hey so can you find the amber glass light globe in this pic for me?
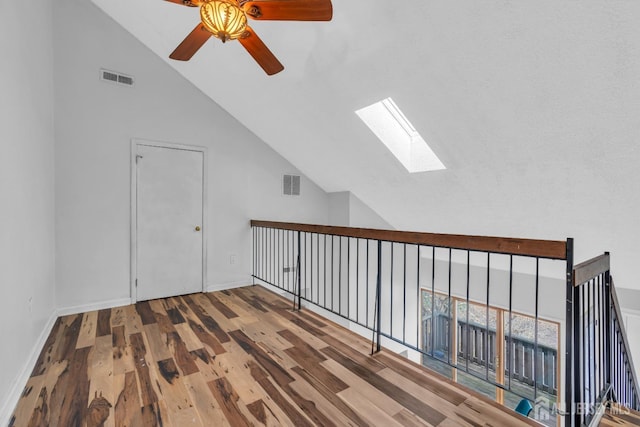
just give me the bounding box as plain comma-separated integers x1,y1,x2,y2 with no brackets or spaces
200,0,248,42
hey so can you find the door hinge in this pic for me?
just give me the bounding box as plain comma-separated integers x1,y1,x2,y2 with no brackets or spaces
135,279,138,287
135,155,143,164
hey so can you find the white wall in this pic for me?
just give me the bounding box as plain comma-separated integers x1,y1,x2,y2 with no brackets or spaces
0,0,57,419
328,191,393,229
349,192,393,229
53,0,329,310
328,191,350,226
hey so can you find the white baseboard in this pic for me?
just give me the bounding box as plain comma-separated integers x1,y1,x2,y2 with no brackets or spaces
206,280,250,293
57,297,132,316
0,309,58,427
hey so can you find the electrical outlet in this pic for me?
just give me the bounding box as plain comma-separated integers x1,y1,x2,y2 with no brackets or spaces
230,254,237,265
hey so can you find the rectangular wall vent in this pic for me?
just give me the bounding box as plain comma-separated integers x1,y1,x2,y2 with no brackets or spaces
283,174,301,196
100,69,135,87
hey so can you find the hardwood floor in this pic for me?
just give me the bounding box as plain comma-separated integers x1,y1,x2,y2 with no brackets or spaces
10,285,540,426
599,403,640,426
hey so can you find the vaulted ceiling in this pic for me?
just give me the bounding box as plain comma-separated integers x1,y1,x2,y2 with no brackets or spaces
92,0,640,258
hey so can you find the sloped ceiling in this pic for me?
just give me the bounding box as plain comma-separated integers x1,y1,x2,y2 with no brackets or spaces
91,0,640,266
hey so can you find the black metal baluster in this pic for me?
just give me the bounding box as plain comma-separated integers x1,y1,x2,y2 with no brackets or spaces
565,238,575,427
348,237,351,320
448,248,452,366
389,243,394,337
403,243,407,343
338,236,342,315
356,238,360,324
534,257,540,400
324,234,327,308
507,255,513,391
431,247,435,358
331,235,335,312
466,250,471,374
485,252,490,382
367,239,370,328
417,245,421,350
373,240,382,353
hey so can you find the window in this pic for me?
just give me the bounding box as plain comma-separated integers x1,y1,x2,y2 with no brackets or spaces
356,98,445,173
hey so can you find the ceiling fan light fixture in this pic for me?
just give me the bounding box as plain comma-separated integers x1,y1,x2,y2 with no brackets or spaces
200,0,248,42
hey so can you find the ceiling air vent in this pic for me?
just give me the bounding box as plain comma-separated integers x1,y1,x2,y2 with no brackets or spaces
283,174,301,196
100,69,134,87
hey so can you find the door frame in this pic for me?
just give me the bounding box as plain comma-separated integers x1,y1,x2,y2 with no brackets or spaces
130,138,208,303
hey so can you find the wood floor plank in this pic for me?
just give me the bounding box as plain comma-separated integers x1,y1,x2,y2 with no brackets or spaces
109,306,126,328
284,346,348,393
129,332,162,425
289,370,358,427
182,373,230,427
96,308,112,337
291,366,368,427
121,304,144,337
245,399,284,427
148,300,179,335
246,361,315,427
166,330,199,376
143,323,173,362
183,295,230,343
374,352,468,406
19,361,68,427
111,325,135,376
322,358,405,416
31,318,64,376
322,346,447,426
76,311,98,349
54,314,83,362
135,301,157,326
10,375,45,427
87,335,115,427
207,377,253,426
173,322,204,352
191,292,247,333
155,359,204,427
186,318,226,355
57,346,91,427
114,371,143,427
393,408,433,427
229,329,295,388
215,340,270,404
205,293,239,319
337,387,407,427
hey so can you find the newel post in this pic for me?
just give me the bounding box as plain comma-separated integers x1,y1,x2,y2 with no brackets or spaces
564,238,575,426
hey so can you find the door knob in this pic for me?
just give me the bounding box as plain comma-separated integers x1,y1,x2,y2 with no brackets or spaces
195,226,201,231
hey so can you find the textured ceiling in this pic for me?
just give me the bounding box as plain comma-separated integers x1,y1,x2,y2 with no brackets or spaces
91,0,640,245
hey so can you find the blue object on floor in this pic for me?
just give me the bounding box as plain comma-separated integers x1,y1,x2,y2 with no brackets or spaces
515,399,533,417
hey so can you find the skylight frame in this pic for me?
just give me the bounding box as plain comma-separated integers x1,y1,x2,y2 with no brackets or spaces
356,97,445,173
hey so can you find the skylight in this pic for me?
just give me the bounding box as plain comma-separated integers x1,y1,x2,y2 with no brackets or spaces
356,98,445,173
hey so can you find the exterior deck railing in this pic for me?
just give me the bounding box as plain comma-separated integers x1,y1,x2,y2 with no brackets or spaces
250,220,639,426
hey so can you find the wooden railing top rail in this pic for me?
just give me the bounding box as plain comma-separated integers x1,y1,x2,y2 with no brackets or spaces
250,220,568,260
610,277,640,399
573,253,610,286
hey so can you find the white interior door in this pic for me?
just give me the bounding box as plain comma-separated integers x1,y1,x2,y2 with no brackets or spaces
135,143,205,301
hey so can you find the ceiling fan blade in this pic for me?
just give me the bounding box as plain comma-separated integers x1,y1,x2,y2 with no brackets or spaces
169,24,212,61
242,0,332,21
238,27,284,75
164,0,200,7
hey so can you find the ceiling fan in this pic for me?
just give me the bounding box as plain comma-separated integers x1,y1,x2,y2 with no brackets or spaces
166,0,333,75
